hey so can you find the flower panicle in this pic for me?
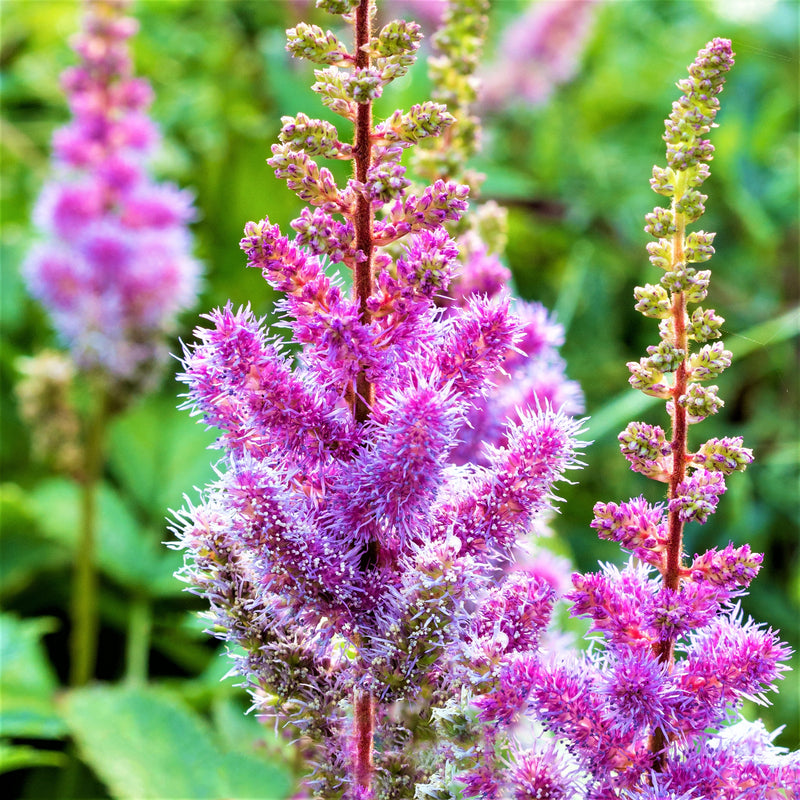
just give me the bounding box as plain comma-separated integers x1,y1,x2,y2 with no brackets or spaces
23,0,200,391
481,37,794,800
175,2,586,797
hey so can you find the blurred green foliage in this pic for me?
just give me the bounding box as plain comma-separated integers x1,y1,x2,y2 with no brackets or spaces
1,1,797,797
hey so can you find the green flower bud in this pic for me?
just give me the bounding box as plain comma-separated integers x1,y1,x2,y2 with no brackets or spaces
687,162,711,187
689,342,732,380
674,187,707,223
634,284,672,318
645,341,685,372
371,19,423,57
286,22,350,65
646,239,672,270
344,67,383,104
312,67,356,120
627,359,671,398
685,230,715,262
316,0,359,16
279,113,352,159
688,307,724,341
377,102,455,146
678,383,724,422
650,165,676,197
269,143,344,210
661,265,696,293
644,206,676,237
684,269,711,303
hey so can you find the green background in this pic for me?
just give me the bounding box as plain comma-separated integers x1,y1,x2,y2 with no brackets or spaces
1,1,797,797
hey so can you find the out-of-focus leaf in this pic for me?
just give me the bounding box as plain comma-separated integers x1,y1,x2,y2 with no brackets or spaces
62,685,292,800
0,483,69,598
107,394,217,521
29,477,180,597
0,743,66,774
211,696,293,767
0,614,65,739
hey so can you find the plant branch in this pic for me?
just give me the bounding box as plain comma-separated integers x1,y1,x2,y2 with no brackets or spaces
70,384,107,687
352,0,375,423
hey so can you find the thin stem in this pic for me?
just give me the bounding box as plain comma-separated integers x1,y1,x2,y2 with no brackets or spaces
352,0,374,423
124,594,152,687
350,3,377,792
353,689,375,798
651,173,690,763
69,385,107,687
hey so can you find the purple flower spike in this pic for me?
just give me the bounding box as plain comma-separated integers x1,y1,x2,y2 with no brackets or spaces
24,0,200,385
173,4,589,793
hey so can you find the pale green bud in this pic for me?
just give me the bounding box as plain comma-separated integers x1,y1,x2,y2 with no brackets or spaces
689,342,732,380
634,284,672,318
645,206,677,237
678,383,724,422
286,22,350,65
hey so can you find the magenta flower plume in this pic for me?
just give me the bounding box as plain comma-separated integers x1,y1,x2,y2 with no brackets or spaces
480,0,600,110
173,2,585,797
23,0,200,386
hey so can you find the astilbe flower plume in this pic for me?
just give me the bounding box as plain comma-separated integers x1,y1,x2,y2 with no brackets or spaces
23,0,200,390
173,1,585,797
473,38,799,798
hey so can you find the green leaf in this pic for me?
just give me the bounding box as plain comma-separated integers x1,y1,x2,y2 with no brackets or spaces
62,685,292,800
0,742,66,774
0,483,69,598
0,614,66,739
107,394,217,521
29,477,181,598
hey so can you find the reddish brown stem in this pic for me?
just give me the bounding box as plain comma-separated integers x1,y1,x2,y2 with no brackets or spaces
651,208,690,763
353,689,375,797
350,3,377,792
660,291,689,648
352,0,374,424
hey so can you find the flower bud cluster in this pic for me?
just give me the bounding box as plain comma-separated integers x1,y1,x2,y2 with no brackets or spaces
23,0,199,390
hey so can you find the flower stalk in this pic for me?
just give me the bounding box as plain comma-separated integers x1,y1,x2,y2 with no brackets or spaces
352,0,375,421
70,384,107,686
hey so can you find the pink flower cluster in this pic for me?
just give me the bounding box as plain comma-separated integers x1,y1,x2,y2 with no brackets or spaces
481,0,600,110
24,0,200,383
467,38,798,799
173,1,586,795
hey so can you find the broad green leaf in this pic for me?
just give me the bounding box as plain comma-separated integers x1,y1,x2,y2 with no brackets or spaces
107,394,217,521
0,483,69,598
29,477,181,597
0,614,66,738
0,742,66,774
62,685,292,800
211,696,295,772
